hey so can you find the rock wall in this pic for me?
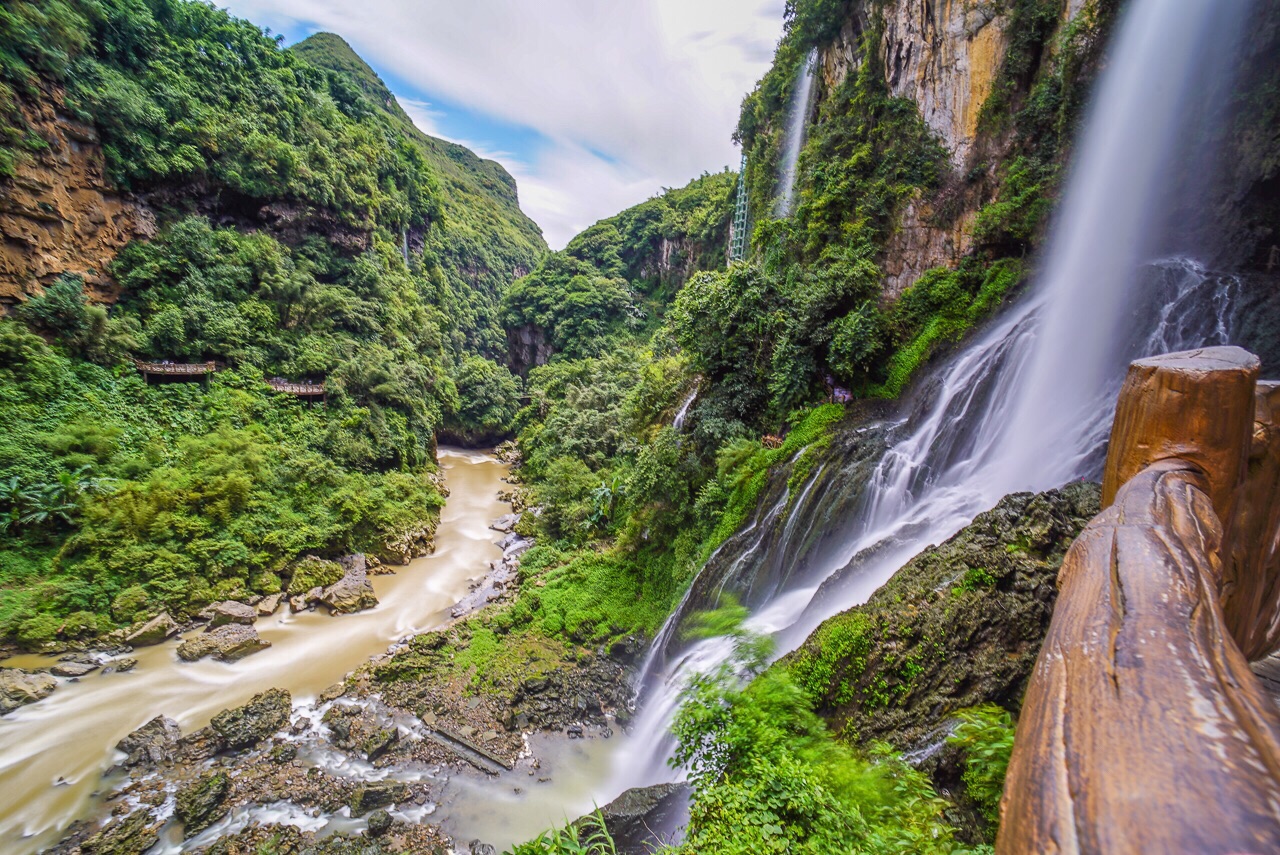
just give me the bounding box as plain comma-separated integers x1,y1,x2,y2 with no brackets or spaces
817,0,1096,300
0,90,154,307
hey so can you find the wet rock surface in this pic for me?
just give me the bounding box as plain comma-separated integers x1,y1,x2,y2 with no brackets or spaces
319,554,379,614
785,482,1100,750
116,716,181,768
0,668,58,714
576,783,690,854
211,688,291,750
124,611,179,647
176,770,231,836
208,601,257,628
177,624,271,662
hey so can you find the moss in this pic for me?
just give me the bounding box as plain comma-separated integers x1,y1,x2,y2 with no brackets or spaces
286,556,344,595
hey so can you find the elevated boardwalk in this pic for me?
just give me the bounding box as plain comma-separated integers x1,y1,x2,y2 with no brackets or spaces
134,359,217,377
267,378,326,401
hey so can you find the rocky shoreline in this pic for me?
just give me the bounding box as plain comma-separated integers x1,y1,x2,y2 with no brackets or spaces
34,481,645,855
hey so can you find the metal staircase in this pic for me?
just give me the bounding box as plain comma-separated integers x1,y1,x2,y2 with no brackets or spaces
728,153,749,263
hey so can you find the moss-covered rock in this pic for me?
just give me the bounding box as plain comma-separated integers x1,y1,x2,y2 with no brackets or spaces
286,556,344,595
781,481,1100,749
80,809,161,855
210,688,291,750
175,770,230,836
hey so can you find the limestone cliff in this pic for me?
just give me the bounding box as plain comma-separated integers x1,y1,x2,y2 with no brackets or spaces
0,89,154,306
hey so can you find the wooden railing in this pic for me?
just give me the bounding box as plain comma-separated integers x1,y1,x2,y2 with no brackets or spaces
998,347,1280,853
266,379,326,397
133,359,217,376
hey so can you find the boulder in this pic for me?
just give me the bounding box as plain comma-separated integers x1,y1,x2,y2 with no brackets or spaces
80,808,161,855
208,601,256,628
0,668,58,715
575,783,690,854
112,658,138,673
125,612,179,647
175,770,230,836
491,513,519,533
116,716,181,767
366,808,393,837
176,624,270,662
210,688,291,749
257,593,283,617
320,555,378,615
348,780,408,816
50,660,99,678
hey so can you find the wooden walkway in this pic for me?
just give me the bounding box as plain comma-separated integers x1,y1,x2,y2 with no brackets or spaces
267,379,326,400
134,359,216,377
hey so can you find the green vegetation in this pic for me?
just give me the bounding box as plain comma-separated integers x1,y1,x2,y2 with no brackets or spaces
502,172,736,365
663,625,985,854
0,319,444,644
0,0,545,646
948,705,1017,825
506,811,617,855
291,32,547,357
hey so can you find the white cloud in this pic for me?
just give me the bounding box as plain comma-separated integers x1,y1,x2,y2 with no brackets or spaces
220,0,785,248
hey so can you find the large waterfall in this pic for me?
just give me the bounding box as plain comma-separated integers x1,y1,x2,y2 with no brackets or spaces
608,0,1254,807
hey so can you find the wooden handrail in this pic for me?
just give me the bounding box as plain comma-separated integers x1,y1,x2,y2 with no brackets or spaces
266,379,325,396
999,347,1280,853
133,359,216,376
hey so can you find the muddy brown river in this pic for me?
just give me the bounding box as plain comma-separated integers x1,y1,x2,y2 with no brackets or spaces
0,449,629,854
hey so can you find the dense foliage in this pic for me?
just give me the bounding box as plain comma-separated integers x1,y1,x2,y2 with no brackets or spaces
664,620,983,854
501,172,736,365
0,319,443,644
0,0,540,646
291,32,547,357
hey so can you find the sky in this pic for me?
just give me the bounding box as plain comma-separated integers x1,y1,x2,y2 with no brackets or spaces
219,0,787,249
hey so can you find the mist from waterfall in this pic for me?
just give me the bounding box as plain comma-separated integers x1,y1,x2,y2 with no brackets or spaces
774,48,818,218
606,0,1256,805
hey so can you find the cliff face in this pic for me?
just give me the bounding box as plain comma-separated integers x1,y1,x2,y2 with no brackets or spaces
760,0,1113,301
0,91,154,306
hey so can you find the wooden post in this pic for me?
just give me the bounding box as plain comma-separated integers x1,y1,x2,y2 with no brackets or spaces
999,347,1280,854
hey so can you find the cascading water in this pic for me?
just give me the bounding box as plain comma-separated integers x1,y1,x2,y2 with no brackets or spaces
774,48,818,218
607,0,1255,812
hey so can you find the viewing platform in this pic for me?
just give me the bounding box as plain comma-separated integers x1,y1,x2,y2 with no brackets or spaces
267,378,326,402
134,360,217,382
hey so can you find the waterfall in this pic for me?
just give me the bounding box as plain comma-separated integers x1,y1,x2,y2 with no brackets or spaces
607,0,1254,809
774,49,818,218
672,389,697,432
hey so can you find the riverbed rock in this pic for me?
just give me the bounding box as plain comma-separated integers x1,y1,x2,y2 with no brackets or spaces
104,657,137,674
50,660,99,678
320,555,379,614
575,783,690,854
209,600,257,628
176,770,231,836
257,593,283,616
116,715,181,767
0,668,57,714
210,688,291,750
177,624,270,662
366,808,392,837
286,555,344,595
491,513,519,533
125,611,179,647
348,780,408,816
80,808,161,855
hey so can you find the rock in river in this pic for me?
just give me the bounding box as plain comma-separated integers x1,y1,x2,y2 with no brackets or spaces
50,660,99,678
208,600,257,628
320,554,379,614
210,688,291,749
0,668,57,715
177,624,270,662
125,611,179,646
116,715,181,768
